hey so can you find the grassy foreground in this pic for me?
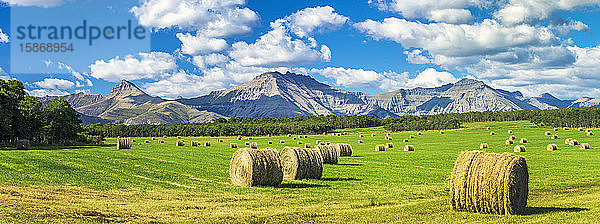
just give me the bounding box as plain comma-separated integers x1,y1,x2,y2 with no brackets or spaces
1,121,599,223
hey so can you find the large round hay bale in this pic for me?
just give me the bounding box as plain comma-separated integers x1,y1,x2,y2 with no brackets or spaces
293,137,297,140
230,148,283,187
480,143,488,149
505,140,513,145
386,142,394,149
375,145,385,151
250,142,258,149
547,144,558,151
335,143,353,156
449,151,528,215
16,139,31,150
326,142,331,145
404,145,414,151
519,138,527,144
514,145,526,152
230,143,238,148
117,137,132,149
569,139,579,146
580,143,590,149
304,135,308,138
280,147,323,180
314,145,339,164
177,136,182,139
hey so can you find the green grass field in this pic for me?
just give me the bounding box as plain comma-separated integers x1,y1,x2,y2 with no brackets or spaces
1,121,599,223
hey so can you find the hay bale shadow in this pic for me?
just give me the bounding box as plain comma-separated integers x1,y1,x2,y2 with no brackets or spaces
522,207,588,215
320,177,362,181
336,163,362,166
276,183,330,188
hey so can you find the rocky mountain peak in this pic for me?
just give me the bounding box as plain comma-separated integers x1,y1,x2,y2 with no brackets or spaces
453,78,485,87
107,80,148,98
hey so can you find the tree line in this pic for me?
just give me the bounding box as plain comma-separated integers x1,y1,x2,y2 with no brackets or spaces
1,79,83,145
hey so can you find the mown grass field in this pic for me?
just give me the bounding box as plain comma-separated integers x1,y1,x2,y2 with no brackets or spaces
1,121,599,223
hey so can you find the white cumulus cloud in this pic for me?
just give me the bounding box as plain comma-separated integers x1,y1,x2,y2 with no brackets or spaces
131,0,259,37
0,28,8,43
369,0,479,24
27,89,70,97
495,0,600,25
177,33,228,55
281,6,349,38
33,78,75,89
90,52,177,82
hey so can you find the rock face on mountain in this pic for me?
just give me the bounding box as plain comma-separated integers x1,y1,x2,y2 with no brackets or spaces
45,80,225,125
178,71,395,118
44,71,600,124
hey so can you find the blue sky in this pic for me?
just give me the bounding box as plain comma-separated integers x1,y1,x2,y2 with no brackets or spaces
1,0,600,99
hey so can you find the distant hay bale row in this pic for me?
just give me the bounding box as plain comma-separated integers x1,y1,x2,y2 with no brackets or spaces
480,143,488,149
230,148,283,187
547,144,558,151
404,145,414,151
280,147,323,180
375,145,385,151
117,137,132,149
315,145,339,164
16,139,30,150
514,145,526,152
449,151,529,215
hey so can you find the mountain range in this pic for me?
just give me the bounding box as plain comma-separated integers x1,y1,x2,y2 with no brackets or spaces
40,71,600,125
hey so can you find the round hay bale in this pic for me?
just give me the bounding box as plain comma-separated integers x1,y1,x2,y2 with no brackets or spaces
229,148,283,187
287,134,292,137
580,143,590,149
315,140,321,145
293,137,297,140
16,139,31,150
280,147,323,180
375,145,385,151
237,136,242,140
388,137,393,141
386,133,390,136
218,139,224,143
547,144,558,151
326,142,331,145
177,136,182,139
578,128,584,131
175,140,184,146
417,132,422,135
569,139,579,146
314,145,339,164
480,143,488,149
554,128,559,131
163,136,167,138
138,143,143,145
358,140,363,143
403,139,409,142
117,137,132,149
230,143,238,148
490,132,495,135
304,135,308,138
305,143,312,148
245,142,250,146
268,141,273,145
563,127,569,130
297,141,303,145
486,127,491,130
152,137,156,140
508,130,513,134
514,145,526,152
505,140,513,145
449,151,528,215
280,140,285,144
191,141,199,146
204,142,211,147
545,131,551,136
509,136,516,140
247,137,253,140
386,142,394,149
132,139,136,142
385,136,389,140
409,135,415,139
335,143,353,156
359,134,364,138
371,134,376,137
565,138,573,145
587,132,593,136
440,131,444,134
158,139,165,143
336,133,341,136
519,138,527,144
403,145,414,151
298,135,303,139
551,134,558,139
250,142,258,149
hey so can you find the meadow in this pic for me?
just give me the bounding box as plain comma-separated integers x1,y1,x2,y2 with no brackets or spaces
0,121,599,223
